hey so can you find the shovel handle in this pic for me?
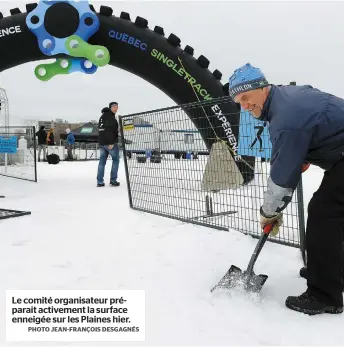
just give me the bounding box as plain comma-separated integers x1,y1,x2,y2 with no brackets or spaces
246,223,274,274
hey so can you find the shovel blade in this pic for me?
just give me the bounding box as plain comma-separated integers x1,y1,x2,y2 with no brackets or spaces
211,265,268,293
243,272,268,293
210,265,243,292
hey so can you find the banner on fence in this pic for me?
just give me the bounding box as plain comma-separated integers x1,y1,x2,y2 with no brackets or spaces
123,119,134,131
0,136,17,154
237,109,272,159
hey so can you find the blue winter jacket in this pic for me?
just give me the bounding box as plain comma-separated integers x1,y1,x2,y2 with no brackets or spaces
67,132,75,145
260,84,344,216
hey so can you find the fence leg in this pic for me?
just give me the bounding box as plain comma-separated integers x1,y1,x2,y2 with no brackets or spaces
33,126,37,182
209,196,213,216
119,116,133,208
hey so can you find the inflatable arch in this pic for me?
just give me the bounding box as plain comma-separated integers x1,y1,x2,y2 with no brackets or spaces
0,1,255,183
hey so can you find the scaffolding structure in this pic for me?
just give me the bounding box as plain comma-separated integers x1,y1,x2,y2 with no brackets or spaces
0,88,9,133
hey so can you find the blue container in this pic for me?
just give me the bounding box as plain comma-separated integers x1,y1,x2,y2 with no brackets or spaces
186,151,192,160
145,150,152,158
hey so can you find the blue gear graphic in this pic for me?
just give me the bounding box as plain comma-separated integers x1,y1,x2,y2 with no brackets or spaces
26,0,100,56
71,57,98,75
26,0,104,79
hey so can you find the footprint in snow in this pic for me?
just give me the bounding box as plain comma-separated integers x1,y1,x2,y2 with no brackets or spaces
52,261,72,269
12,240,30,247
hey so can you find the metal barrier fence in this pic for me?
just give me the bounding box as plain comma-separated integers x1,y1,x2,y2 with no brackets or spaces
57,141,125,161
0,126,37,182
73,142,99,160
52,142,100,161
119,97,306,253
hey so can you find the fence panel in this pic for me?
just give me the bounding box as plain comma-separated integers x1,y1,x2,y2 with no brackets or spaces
119,97,306,249
65,142,100,161
0,126,37,182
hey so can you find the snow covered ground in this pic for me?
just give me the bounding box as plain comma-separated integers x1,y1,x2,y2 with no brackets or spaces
0,160,343,346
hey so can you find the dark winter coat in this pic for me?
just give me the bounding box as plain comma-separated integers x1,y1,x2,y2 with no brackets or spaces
36,127,47,145
260,84,344,216
98,107,119,146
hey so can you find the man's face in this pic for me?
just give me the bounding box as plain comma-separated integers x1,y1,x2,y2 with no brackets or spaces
233,88,268,118
111,105,118,114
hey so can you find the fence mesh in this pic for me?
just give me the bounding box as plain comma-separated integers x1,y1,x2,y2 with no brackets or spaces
47,142,101,161
53,141,126,161
119,97,306,249
0,126,37,182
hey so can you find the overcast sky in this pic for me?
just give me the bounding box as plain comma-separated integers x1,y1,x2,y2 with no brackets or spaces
0,0,343,125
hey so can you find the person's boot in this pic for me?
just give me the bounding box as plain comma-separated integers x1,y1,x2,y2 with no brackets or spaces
97,183,105,187
110,181,120,187
286,292,343,315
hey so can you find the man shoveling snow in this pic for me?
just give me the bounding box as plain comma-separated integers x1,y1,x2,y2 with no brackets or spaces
228,63,344,316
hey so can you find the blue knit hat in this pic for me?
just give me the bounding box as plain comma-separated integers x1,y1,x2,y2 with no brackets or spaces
228,63,270,99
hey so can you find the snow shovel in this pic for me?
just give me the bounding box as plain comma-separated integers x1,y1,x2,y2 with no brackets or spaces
210,223,274,293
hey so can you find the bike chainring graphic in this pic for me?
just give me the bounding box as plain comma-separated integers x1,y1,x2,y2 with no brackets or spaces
26,0,110,81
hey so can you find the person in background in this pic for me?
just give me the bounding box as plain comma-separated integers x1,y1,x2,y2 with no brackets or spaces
47,128,55,146
228,62,344,316
96,101,120,187
65,128,75,161
36,125,47,162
